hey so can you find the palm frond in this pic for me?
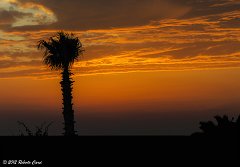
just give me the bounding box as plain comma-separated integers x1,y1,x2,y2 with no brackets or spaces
37,31,84,70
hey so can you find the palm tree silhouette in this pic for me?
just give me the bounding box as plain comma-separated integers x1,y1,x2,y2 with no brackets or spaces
38,32,84,136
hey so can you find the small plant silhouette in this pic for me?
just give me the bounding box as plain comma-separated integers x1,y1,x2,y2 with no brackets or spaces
192,115,240,136
18,121,53,136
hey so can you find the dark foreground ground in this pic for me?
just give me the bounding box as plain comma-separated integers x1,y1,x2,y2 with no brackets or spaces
1,136,239,166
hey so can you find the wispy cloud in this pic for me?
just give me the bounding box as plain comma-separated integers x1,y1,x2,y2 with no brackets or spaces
0,0,239,79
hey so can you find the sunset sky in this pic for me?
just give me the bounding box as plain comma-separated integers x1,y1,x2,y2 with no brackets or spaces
0,0,240,135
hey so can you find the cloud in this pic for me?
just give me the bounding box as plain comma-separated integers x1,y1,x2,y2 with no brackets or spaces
180,0,240,19
0,0,240,78
209,0,240,7
0,0,57,28
6,0,190,31
2,0,240,31
0,10,25,26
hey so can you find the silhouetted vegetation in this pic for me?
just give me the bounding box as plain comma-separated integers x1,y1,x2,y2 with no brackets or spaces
38,32,84,136
18,121,53,136
192,115,240,136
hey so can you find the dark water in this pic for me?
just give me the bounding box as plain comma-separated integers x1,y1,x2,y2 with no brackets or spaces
1,105,239,136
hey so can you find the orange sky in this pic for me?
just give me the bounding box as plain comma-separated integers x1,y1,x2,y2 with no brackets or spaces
0,0,240,135
1,68,240,114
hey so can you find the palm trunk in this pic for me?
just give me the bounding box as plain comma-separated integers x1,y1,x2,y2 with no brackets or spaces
60,67,76,136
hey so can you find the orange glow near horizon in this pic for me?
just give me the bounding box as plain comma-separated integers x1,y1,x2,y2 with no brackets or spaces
0,68,239,116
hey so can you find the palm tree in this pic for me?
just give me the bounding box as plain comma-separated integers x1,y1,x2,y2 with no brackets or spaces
38,32,84,136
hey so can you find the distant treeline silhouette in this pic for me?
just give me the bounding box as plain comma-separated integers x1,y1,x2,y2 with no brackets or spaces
192,115,240,136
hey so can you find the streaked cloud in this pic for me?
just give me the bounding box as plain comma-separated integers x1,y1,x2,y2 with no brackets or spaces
0,0,239,78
